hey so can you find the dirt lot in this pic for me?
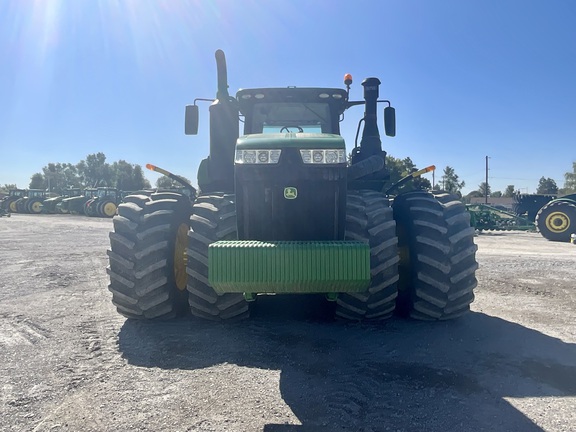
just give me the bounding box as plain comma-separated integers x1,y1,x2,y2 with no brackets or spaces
1,214,575,432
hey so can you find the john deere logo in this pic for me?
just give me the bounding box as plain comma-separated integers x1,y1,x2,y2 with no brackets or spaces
284,187,298,199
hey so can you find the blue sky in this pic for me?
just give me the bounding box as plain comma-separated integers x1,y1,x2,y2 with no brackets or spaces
1,0,575,194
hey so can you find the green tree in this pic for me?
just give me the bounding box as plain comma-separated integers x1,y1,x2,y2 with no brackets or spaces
77,152,113,187
491,191,502,197
111,160,151,191
440,166,465,195
29,173,46,189
562,162,576,194
536,177,558,194
386,155,432,193
133,165,151,189
478,182,491,197
1,184,18,194
503,185,515,197
42,162,82,193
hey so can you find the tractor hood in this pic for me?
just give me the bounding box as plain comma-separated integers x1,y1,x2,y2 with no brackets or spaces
236,133,345,150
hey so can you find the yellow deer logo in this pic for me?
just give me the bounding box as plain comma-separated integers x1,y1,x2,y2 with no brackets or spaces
284,187,298,200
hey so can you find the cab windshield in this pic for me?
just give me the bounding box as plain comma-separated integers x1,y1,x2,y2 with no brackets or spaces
252,102,331,134
98,189,116,199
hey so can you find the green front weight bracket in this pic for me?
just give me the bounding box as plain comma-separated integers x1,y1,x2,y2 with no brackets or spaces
209,241,371,295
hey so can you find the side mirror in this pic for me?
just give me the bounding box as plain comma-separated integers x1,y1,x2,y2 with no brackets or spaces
384,106,396,137
185,105,199,135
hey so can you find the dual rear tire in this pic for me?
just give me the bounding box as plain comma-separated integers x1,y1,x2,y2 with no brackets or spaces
108,193,192,319
393,191,478,320
108,190,478,321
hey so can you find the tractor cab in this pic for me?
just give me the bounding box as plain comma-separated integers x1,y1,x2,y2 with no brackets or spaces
96,187,118,200
9,189,26,198
64,188,81,198
28,189,47,199
236,87,348,135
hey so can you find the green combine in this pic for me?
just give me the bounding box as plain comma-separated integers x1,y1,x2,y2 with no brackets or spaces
107,50,478,321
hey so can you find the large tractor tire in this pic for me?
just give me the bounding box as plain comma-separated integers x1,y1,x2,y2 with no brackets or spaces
186,194,250,321
535,200,576,242
27,199,43,214
393,191,478,320
107,192,193,319
9,200,18,213
16,199,27,213
336,190,400,321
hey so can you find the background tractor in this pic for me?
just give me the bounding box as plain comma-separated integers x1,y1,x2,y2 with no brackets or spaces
534,193,576,242
61,188,98,214
14,189,48,214
85,187,120,218
108,50,478,322
0,189,27,213
512,193,556,223
512,192,576,242
42,188,82,214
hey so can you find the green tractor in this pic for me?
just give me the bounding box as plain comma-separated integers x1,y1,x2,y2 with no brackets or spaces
42,188,82,214
60,188,97,214
512,193,555,222
107,50,478,321
84,187,120,218
14,189,48,214
534,193,576,242
0,189,27,213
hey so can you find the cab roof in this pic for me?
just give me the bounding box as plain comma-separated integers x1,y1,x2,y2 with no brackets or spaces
236,87,349,116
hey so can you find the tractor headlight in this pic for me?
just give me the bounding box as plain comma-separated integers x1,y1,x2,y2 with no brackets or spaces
235,149,282,164
299,149,346,164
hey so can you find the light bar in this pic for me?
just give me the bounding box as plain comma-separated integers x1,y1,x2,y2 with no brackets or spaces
299,149,346,164
235,149,282,164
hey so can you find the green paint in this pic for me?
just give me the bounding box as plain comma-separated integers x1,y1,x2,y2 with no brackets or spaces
208,241,371,294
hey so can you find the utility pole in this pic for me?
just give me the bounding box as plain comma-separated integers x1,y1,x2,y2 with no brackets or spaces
432,170,435,189
485,156,489,204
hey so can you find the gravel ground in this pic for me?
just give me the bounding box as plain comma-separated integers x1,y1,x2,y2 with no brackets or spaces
1,214,575,432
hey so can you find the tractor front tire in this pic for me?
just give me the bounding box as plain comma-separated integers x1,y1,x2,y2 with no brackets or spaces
107,193,193,319
393,191,478,320
186,194,249,321
535,200,576,242
336,190,400,321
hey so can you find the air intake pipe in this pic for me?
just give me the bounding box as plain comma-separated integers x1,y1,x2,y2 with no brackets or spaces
208,50,239,192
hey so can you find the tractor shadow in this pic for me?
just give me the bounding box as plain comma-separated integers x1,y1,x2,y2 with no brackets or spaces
118,297,576,431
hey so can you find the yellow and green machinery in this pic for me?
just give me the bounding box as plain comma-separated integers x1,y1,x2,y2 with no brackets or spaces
107,50,478,322
0,189,26,213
